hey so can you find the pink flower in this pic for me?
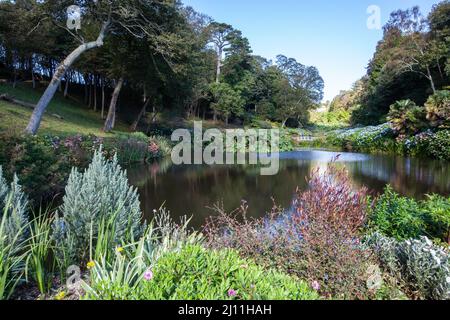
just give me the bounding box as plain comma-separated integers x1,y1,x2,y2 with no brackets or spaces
311,281,320,291
143,269,153,281
228,289,237,297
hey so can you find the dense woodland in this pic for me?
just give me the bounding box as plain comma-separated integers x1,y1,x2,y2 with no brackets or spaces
0,0,324,134
330,3,450,125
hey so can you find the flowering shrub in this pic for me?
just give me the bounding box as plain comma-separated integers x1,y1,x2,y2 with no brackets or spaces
0,132,172,203
426,130,450,160
84,245,319,300
327,124,396,153
366,232,450,300
206,165,377,299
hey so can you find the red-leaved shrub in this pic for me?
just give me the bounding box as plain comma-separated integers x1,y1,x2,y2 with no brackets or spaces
205,164,375,299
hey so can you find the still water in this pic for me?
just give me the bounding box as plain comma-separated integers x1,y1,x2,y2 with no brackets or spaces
127,150,450,228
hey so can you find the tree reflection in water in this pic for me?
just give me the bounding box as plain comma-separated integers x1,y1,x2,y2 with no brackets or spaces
127,150,450,229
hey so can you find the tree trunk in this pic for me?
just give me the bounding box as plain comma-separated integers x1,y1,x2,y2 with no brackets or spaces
64,73,70,98
215,47,222,84
101,78,106,119
131,98,150,131
426,66,436,94
25,22,109,135
13,69,17,88
30,57,36,89
93,75,97,112
104,78,124,132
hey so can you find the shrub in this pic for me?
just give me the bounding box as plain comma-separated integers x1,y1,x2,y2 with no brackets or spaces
369,187,450,243
369,186,427,240
426,130,450,160
0,167,29,247
84,245,319,300
327,124,396,153
387,100,427,136
425,90,450,129
0,134,71,202
53,148,144,264
422,195,450,245
290,165,373,299
206,165,376,299
366,232,450,300
0,169,30,300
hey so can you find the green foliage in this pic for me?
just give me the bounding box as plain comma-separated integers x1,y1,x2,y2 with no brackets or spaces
366,233,450,300
387,100,427,136
0,167,29,248
0,134,71,202
425,90,450,128
426,130,450,160
25,211,54,295
422,195,450,245
85,245,319,300
53,149,143,264
209,82,245,123
0,193,29,300
369,186,427,240
369,186,450,243
327,124,397,153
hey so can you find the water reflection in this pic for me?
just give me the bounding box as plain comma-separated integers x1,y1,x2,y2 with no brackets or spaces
127,150,450,228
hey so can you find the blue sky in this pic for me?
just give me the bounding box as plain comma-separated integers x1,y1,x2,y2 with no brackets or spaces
183,0,441,102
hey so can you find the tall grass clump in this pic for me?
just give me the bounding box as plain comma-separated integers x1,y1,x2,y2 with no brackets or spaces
25,211,54,295
52,148,144,266
0,167,30,299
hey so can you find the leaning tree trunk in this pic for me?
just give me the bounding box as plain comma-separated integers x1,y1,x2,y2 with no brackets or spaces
426,66,436,94
131,98,150,131
25,22,109,135
104,78,124,132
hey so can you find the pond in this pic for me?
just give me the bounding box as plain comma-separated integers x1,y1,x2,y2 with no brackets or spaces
127,149,450,229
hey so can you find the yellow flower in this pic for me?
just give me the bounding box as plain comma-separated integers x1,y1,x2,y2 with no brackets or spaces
116,246,124,254
55,291,66,300
87,260,95,270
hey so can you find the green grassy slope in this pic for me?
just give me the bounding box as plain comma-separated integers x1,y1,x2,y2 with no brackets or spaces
0,83,130,137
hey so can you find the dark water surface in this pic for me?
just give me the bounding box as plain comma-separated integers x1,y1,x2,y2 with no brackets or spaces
127,150,450,228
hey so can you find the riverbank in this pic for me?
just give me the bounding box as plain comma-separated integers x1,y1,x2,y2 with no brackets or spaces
296,123,450,161
2,150,449,301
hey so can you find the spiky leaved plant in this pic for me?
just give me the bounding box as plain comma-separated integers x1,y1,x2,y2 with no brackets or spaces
0,166,29,251
53,148,144,264
0,166,30,299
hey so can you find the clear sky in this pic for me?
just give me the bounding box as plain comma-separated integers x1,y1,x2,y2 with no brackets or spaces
183,0,441,102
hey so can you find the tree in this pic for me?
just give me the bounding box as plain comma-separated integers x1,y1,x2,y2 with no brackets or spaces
272,55,324,126
209,82,244,125
207,22,235,84
24,0,177,135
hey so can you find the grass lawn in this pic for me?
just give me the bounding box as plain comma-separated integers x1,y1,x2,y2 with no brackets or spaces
0,82,130,137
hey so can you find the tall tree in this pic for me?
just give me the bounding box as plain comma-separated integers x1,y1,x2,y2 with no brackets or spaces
24,0,177,134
